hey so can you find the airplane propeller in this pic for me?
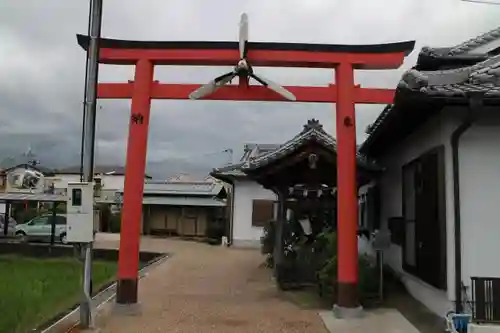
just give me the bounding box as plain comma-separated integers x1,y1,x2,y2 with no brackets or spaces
188,13,297,101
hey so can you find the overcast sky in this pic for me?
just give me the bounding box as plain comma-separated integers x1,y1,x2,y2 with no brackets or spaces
1,0,500,178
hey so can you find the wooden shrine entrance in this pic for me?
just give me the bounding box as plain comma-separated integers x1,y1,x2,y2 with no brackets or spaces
245,119,380,290
77,19,414,312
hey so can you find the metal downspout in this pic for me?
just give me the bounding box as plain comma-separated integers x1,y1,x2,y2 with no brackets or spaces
451,92,484,313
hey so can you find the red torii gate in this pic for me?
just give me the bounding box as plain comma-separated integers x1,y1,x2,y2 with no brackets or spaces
77,34,414,313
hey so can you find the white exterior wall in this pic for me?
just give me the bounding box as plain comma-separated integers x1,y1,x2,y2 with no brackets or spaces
370,106,500,318
50,174,125,191
232,179,277,248
459,114,500,292
374,107,459,317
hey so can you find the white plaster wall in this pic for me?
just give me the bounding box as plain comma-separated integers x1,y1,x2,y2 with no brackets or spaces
458,114,500,292
232,179,277,247
374,107,460,317
50,174,125,190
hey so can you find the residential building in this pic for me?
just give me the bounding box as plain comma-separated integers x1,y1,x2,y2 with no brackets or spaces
359,25,500,319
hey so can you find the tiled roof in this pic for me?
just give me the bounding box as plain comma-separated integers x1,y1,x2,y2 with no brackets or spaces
3,164,55,176
211,162,247,179
55,165,152,178
361,26,500,157
56,165,126,175
244,119,376,170
0,192,66,202
99,195,226,207
119,180,224,196
212,143,281,179
420,26,500,57
212,119,379,179
398,53,500,97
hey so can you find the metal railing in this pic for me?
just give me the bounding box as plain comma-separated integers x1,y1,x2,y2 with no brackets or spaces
471,277,500,323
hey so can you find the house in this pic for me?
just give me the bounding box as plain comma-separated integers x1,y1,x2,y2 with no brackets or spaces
100,178,227,236
211,144,281,248
211,120,378,248
0,164,63,226
51,165,152,192
358,25,500,319
0,164,55,192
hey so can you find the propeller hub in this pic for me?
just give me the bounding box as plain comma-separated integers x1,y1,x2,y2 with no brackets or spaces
237,59,249,69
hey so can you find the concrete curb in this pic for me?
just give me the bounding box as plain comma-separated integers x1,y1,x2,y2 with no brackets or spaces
40,253,169,333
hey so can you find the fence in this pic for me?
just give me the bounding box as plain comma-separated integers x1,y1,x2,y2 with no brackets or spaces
471,276,500,323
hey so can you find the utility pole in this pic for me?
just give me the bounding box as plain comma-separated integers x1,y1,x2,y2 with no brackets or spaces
79,0,103,328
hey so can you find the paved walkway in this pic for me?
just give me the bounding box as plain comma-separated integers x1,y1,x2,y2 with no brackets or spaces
94,236,328,333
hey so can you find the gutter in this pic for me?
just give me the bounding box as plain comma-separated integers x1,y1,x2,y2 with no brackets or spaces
209,171,236,246
228,182,235,246
451,91,484,313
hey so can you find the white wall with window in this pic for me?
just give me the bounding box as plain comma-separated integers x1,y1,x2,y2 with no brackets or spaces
232,179,277,248
367,110,458,317
363,107,500,318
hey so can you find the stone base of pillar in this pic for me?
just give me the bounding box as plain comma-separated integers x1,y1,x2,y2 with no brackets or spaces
112,302,142,316
334,281,363,318
333,304,364,318
114,278,141,315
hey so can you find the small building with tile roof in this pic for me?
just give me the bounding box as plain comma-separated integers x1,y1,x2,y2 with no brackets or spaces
92,177,227,236
359,25,500,321
211,119,379,249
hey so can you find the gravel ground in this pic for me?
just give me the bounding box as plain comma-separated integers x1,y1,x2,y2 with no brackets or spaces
94,237,328,333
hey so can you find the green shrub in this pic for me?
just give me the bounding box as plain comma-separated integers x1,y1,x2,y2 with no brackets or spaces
205,224,225,245
315,231,379,305
14,208,39,224
109,213,121,233
358,255,379,298
260,220,275,255
317,254,337,298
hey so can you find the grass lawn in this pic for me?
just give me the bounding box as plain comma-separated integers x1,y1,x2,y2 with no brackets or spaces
0,255,117,333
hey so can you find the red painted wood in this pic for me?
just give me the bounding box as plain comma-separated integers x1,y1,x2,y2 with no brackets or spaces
97,82,395,104
99,40,409,309
335,63,359,295
99,47,407,69
117,59,154,280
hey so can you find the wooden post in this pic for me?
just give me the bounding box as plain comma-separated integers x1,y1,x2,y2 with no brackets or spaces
116,59,154,305
274,190,286,284
334,63,362,317
3,201,10,236
50,202,58,246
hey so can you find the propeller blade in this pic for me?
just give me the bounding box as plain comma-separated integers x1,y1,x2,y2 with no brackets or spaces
250,73,297,101
189,81,217,100
239,13,249,58
188,72,236,100
216,72,237,86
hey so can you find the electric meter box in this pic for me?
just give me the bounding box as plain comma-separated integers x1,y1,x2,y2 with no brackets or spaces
66,182,94,243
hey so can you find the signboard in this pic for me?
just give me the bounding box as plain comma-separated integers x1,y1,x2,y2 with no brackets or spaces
372,228,392,251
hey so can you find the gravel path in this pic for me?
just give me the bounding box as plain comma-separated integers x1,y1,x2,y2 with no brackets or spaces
95,237,328,333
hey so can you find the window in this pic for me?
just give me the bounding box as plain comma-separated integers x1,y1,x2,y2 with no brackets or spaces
55,216,66,225
252,200,274,227
358,185,381,232
388,217,405,246
31,217,49,226
183,208,198,218
401,147,447,290
403,162,417,268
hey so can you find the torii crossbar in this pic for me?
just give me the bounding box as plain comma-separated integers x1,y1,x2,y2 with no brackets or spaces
77,34,414,313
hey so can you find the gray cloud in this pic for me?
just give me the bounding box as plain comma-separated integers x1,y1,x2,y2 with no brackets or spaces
2,0,500,178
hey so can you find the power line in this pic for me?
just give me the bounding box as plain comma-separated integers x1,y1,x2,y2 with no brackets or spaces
461,0,500,5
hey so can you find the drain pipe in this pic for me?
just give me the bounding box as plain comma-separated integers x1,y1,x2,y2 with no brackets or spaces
451,92,484,313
